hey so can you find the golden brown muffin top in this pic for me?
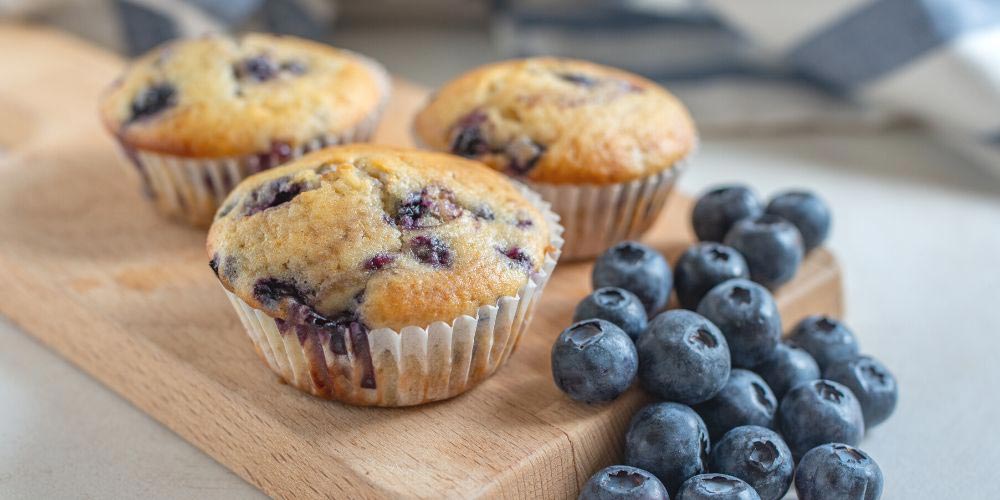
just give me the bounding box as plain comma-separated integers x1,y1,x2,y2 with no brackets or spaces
207,145,557,331
100,33,388,158
413,57,697,185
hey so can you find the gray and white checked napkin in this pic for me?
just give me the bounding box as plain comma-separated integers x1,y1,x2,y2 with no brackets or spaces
496,0,1000,175
5,0,1000,175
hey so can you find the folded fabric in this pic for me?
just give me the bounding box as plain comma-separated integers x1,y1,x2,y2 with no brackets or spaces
495,0,1000,175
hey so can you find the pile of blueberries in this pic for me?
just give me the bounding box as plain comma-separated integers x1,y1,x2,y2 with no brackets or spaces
551,186,898,500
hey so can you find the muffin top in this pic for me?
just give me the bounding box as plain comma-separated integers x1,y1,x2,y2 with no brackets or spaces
413,57,696,185
207,145,557,331
100,33,388,158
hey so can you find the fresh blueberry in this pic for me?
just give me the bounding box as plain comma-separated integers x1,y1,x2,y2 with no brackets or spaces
788,315,860,371
592,241,672,315
766,191,831,253
795,443,883,500
676,474,759,500
579,465,669,500
824,355,898,429
637,310,730,405
573,287,648,342
708,425,793,500
674,243,750,310
778,380,864,460
625,402,710,495
694,370,776,442
723,215,803,289
129,82,176,122
692,185,764,243
753,342,820,399
696,279,781,369
551,320,638,403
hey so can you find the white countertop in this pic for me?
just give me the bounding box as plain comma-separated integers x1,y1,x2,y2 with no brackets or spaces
3,27,1000,500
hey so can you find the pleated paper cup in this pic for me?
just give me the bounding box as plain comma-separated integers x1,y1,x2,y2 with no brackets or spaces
113,54,391,228
222,184,564,407
410,130,689,261
526,161,685,261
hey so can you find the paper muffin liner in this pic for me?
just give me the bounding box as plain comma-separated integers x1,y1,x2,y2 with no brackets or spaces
221,184,564,407
409,129,689,261
525,161,685,261
113,54,391,228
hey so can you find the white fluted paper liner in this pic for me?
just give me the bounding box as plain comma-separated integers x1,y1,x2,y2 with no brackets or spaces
526,162,685,261
222,184,564,407
113,54,391,228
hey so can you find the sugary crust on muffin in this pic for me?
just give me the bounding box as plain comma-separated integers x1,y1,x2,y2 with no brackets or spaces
413,57,697,185
100,33,388,157
206,145,554,331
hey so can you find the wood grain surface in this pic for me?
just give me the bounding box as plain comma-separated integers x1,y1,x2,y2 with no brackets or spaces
0,26,843,499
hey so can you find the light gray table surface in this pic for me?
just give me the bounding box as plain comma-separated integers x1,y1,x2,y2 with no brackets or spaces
3,26,999,500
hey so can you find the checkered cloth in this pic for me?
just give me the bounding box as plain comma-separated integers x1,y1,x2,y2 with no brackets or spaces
495,0,1000,175
7,0,1000,173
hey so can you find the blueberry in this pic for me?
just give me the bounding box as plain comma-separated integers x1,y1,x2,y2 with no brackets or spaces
209,254,220,277
696,279,780,369
395,185,463,229
579,465,669,500
505,136,546,174
593,241,672,315
551,320,638,403
252,278,309,308
753,342,820,399
788,315,860,371
694,370,776,442
692,186,764,243
243,176,309,216
637,310,730,405
573,287,648,342
824,355,898,429
556,72,600,87
129,82,176,122
723,215,803,289
450,111,491,157
708,426,793,500
625,402,710,495
778,380,864,460
236,55,278,81
409,236,453,268
499,246,533,271
473,205,495,220
795,443,883,500
363,253,396,271
766,191,831,253
676,474,759,500
674,243,750,310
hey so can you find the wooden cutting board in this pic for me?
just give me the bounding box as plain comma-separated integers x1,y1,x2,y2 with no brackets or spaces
0,26,842,499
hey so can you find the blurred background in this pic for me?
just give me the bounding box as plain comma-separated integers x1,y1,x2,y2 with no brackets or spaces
2,1,999,498
4,0,1000,173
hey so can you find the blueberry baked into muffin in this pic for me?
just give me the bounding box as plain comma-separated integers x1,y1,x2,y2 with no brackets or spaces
207,145,562,406
413,58,697,259
100,33,390,227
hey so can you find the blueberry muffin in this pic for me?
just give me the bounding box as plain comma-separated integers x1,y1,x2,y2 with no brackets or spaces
100,33,390,227
207,145,562,406
413,57,697,259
